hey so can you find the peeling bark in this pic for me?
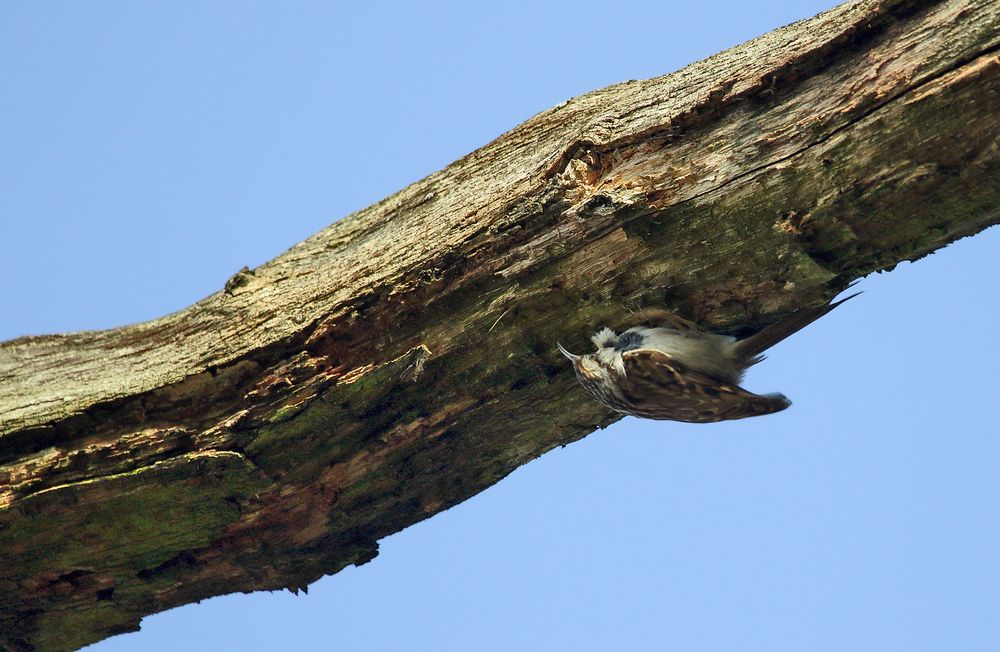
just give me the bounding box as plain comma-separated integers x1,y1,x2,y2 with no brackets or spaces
1,0,998,649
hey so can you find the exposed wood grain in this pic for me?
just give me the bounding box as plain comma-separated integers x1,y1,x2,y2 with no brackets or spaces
2,0,998,648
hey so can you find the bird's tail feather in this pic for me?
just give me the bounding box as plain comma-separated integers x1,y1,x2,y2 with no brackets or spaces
734,291,860,365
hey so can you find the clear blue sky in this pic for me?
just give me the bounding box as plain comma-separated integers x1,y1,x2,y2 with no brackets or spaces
2,2,997,651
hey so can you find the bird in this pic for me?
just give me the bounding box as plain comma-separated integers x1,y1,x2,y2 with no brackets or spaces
556,292,858,423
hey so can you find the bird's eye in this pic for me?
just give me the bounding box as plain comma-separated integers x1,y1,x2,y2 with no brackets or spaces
614,331,644,351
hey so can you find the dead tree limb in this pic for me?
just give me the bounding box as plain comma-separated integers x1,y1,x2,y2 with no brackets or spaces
2,0,998,648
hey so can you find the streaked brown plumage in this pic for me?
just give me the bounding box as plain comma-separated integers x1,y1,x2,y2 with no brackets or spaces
558,293,858,423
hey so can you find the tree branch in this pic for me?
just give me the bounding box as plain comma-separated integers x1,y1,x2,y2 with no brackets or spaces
2,0,998,648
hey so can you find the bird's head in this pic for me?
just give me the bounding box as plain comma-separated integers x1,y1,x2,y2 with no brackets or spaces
557,331,624,383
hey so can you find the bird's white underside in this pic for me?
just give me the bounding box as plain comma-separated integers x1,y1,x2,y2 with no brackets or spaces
590,326,745,384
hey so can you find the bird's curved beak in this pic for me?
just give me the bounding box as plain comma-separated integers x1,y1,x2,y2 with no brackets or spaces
556,342,580,362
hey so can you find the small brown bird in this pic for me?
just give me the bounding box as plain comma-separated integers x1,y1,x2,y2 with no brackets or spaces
557,293,858,423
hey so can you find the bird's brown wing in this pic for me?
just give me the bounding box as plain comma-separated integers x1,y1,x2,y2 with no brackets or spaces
619,349,791,423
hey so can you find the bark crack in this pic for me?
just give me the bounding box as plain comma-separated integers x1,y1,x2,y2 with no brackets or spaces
672,43,1000,212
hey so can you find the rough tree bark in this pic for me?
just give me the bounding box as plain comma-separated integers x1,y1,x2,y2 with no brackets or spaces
1,0,998,649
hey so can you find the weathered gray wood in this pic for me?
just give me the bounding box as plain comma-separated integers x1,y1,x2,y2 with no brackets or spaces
2,0,998,648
